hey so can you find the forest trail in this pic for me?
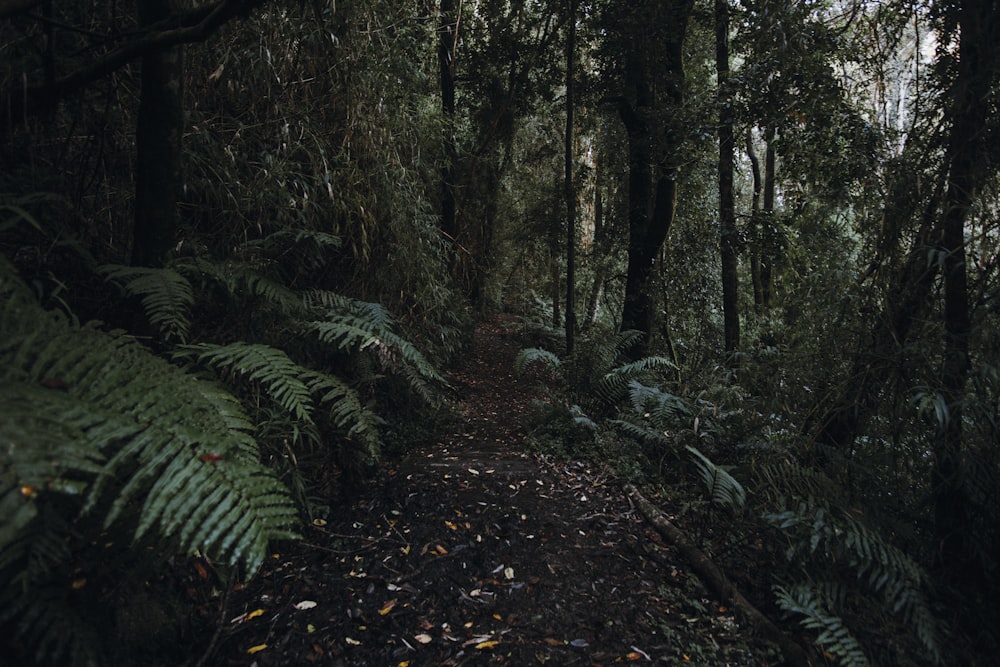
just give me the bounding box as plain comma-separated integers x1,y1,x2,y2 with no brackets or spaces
216,317,764,666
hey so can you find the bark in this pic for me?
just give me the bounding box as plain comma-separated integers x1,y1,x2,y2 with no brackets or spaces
746,132,764,310
761,127,776,308
616,0,693,357
931,0,997,589
564,0,577,355
716,0,739,365
626,484,813,667
131,0,184,267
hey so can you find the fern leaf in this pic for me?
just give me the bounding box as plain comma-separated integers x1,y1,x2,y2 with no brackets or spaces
2,268,300,570
99,264,193,342
514,347,562,375
774,584,871,667
184,342,316,426
685,445,746,512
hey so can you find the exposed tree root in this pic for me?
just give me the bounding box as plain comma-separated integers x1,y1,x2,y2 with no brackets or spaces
625,483,813,667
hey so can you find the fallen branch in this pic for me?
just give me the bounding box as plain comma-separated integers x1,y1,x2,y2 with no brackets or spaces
624,483,812,667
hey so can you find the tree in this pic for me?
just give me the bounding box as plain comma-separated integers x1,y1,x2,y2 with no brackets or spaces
132,0,184,267
930,0,1000,594
716,0,739,364
606,0,695,357
564,0,577,354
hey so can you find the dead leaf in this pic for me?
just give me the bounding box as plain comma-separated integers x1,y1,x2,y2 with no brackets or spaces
294,600,318,610
475,640,499,650
246,644,267,654
379,600,397,616
414,633,433,644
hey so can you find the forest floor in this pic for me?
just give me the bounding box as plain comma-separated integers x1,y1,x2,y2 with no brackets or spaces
209,316,780,666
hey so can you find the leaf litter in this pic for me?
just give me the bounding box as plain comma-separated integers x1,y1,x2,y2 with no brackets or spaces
215,316,765,665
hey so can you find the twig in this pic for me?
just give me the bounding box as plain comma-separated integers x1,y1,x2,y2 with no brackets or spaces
624,483,813,667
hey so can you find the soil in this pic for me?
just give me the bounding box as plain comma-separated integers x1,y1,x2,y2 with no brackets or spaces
208,317,775,666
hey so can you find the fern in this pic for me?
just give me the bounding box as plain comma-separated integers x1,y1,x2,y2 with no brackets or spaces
99,264,193,342
0,260,300,665
514,347,563,375
304,298,444,401
686,444,746,512
182,342,317,425
759,462,943,664
774,584,872,667
593,356,676,405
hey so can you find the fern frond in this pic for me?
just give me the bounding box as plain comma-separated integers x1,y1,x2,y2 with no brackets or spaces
608,418,673,447
305,309,443,389
182,342,316,427
686,445,746,512
0,383,108,551
774,584,871,667
302,369,383,451
626,380,693,428
175,257,302,314
98,264,193,342
591,329,644,370
1,267,300,571
514,347,562,376
594,356,676,405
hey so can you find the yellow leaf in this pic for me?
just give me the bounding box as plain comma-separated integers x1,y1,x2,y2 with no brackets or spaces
475,640,499,650
379,600,397,616
444,520,458,530
312,518,328,527
71,578,87,590
247,644,267,654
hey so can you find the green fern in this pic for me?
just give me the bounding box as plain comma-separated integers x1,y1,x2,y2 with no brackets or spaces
686,444,746,512
759,462,943,664
304,297,444,403
774,584,871,667
514,347,563,375
182,342,317,425
0,260,300,665
99,264,193,342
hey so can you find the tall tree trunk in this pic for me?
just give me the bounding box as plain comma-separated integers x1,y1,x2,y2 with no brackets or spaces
132,0,183,267
438,0,459,269
932,0,997,591
564,0,577,355
761,126,776,308
716,0,739,365
746,131,764,310
616,0,693,358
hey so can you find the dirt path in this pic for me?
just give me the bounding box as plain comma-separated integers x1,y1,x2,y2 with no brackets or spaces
216,318,762,666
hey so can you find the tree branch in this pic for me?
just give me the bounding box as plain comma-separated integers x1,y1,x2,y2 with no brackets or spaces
1,0,268,127
625,483,814,667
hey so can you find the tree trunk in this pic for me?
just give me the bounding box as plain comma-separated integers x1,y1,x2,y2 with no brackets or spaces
564,0,577,355
438,0,459,269
931,0,997,591
616,0,693,358
746,131,764,311
716,0,739,366
132,0,184,267
761,127,776,308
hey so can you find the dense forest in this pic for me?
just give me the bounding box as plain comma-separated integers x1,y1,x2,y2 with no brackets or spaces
2,0,999,665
